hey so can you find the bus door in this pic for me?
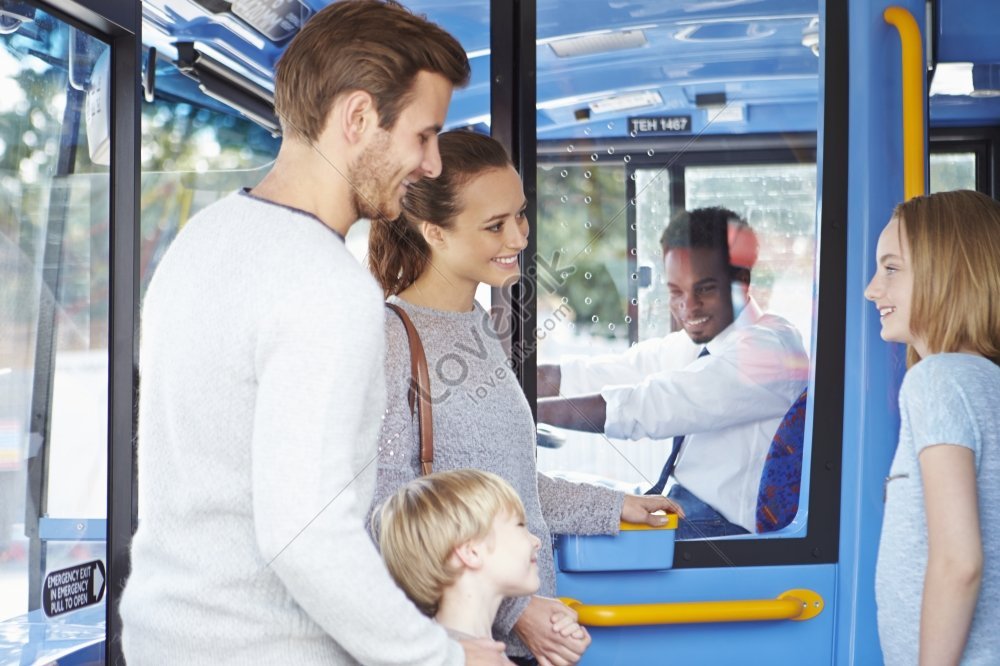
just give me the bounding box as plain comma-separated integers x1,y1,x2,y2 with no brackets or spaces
0,4,122,662
528,1,845,662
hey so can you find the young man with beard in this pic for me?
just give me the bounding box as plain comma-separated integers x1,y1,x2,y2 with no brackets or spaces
537,207,809,540
121,2,508,664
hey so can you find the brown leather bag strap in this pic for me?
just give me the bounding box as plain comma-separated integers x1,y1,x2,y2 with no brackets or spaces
386,303,433,475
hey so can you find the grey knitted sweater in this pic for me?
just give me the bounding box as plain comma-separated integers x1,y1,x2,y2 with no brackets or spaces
370,296,625,658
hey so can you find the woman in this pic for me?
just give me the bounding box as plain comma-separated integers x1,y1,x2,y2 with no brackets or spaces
368,130,680,666
865,189,1000,665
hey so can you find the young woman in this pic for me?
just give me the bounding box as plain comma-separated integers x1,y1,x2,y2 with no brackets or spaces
865,189,1000,665
367,130,681,666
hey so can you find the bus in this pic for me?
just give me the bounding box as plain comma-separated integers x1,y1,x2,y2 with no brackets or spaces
1,0,997,663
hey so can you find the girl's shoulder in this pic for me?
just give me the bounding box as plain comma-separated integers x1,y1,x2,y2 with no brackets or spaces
902,353,1000,401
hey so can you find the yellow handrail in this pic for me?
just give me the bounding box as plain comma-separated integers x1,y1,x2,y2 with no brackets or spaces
561,588,823,626
883,6,926,200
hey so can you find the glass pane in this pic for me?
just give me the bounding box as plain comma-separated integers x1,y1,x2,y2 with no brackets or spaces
686,164,817,345
0,6,110,636
139,79,280,302
930,152,976,194
534,3,820,542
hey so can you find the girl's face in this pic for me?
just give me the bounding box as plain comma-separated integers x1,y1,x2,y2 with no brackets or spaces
433,165,529,290
864,216,925,354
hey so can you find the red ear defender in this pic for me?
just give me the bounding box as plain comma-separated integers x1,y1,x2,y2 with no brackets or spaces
727,221,759,270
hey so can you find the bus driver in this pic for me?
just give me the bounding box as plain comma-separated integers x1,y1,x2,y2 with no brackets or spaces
537,208,809,539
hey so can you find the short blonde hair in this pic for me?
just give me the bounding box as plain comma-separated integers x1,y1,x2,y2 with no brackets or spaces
374,469,526,616
894,189,1000,367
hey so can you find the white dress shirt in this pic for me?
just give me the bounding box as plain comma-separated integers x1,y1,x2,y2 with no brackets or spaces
559,298,809,532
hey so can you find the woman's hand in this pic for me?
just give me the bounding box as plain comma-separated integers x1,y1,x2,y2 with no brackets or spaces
513,596,591,666
621,494,685,526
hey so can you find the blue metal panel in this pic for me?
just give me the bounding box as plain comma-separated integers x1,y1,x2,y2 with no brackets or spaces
38,518,108,542
838,0,924,663
930,95,1000,127
556,564,837,664
936,0,1000,63
556,528,675,572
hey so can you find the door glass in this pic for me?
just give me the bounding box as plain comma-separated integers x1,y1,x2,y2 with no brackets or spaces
533,4,821,543
685,164,817,346
0,7,110,634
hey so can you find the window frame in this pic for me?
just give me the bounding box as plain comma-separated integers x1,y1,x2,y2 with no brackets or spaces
23,1,141,661
929,126,1000,197
524,3,848,567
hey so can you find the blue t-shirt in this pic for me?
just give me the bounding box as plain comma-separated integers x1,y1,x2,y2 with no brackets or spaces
876,353,1000,665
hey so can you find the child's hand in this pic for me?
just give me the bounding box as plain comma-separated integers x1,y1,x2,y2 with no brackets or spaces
551,610,588,641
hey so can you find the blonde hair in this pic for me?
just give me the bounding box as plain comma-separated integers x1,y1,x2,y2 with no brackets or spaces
373,469,526,616
894,189,1000,367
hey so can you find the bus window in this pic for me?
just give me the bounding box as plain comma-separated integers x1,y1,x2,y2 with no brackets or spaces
685,163,817,346
532,5,824,550
0,10,110,624
139,63,280,300
929,152,976,193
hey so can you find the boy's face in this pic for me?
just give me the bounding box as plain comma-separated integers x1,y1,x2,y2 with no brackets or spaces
482,510,541,598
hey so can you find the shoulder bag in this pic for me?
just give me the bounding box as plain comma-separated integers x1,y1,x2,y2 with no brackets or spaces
385,303,433,475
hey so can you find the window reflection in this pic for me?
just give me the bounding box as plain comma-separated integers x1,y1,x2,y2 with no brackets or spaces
0,12,109,622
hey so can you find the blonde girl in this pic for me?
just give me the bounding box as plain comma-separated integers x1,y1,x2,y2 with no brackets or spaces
865,189,1000,665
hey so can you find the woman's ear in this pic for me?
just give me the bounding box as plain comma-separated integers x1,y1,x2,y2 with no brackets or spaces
421,221,447,249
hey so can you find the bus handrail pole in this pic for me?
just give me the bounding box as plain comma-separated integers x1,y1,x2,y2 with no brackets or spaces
883,6,926,200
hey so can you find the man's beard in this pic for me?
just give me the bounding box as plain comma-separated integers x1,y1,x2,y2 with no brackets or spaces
348,130,402,221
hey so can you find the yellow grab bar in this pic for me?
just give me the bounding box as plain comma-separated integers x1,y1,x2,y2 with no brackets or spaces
619,512,679,531
561,588,823,626
883,6,926,200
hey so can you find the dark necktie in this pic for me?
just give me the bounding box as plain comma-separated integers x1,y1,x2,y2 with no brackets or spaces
645,346,710,496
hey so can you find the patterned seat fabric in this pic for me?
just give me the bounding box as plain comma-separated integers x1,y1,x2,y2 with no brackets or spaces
755,390,808,533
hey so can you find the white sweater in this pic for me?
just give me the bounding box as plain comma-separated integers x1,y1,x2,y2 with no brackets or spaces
120,191,463,665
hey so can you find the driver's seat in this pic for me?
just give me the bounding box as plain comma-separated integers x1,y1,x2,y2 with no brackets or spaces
755,389,808,533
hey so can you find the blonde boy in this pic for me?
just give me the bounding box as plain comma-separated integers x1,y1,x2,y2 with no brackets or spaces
375,470,587,647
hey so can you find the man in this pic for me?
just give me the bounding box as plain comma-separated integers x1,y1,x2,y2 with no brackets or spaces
120,2,508,664
537,207,808,539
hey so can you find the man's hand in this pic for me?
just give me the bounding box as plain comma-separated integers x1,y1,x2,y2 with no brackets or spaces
513,596,591,666
459,638,512,665
621,494,685,526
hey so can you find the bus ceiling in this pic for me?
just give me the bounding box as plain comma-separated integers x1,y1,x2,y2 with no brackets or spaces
134,0,1000,137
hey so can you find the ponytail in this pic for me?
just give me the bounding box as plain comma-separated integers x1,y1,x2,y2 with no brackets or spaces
368,216,432,296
